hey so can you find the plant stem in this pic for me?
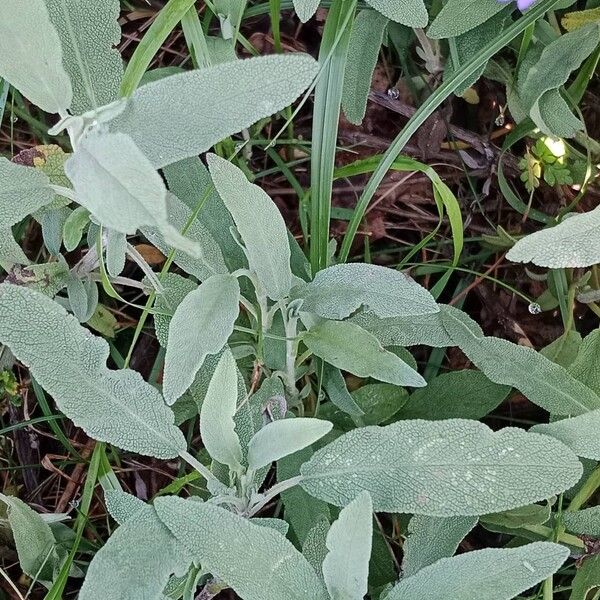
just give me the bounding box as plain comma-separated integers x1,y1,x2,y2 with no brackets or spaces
247,475,302,517
567,463,600,512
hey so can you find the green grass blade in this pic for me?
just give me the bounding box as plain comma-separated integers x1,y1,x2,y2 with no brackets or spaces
338,0,563,263
309,0,356,273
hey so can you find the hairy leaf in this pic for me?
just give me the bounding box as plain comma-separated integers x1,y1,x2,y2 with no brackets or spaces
402,515,477,577
104,491,146,525
300,419,582,515
322,364,364,418
571,554,600,600
112,54,318,168
569,330,600,395
387,542,568,599
293,0,321,22
207,154,292,300
303,320,426,388
0,0,73,112
365,0,427,27
155,497,328,600
563,507,600,537
163,274,240,404
199,350,244,471
322,491,373,600
0,284,186,458
428,0,504,39
247,418,333,471
45,0,123,113
295,263,438,320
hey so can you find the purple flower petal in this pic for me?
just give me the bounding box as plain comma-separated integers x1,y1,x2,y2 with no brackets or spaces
517,0,536,9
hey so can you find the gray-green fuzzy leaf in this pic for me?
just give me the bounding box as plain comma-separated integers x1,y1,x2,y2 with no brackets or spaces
293,0,321,22
387,542,568,600
401,515,477,577
0,0,73,113
199,350,244,470
507,206,600,268
303,320,426,388
104,491,146,525
569,329,600,395
342,11,388,125
365,0,427,27
163,274,240,404
322,491,373,600
207,154,292,300
296,263,438,320
428,0,504,39
300,419,583,515
45,0,123,114
80,503,191,600
112,54,318,168
247,418,333,471
0,284,186,458
155,497,328,600
563,506,600,537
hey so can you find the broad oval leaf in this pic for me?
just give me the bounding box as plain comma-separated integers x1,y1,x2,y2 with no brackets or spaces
207,153,293,300
364,0,427,27
303,320,426,388
0,284,186,458
0,0,73,113
322,491,373,600
199,350,244,471
507,205,600,268
163,274,240,404
247,418,333,471
112,54,318,168
563,506,600,537
65,132,200,257
427,0,504,39
80,503,191,600
295,263,438,320
293,0,321,22
45,0,123,114
387,542,568,600
299,419,583,515
155,497,329,600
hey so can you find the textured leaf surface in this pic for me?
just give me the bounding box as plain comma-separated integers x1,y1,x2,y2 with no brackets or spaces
322,364,364,418
398,370,510,421
247,418,333,471
104,491,146,525
569,330,600,395
80,503,190,600
507,206,600,268
296,263,438,320
112,54,318,168
322,491,373,600
199,350,244,470
293,0,321,22
442,308,600,416
342,11,388,125
207,154,292,299
0,284,186,458
0,159,56,227
0,0,72,112
570,554,600,600
0,494,58,581
302,517,330,578
45,0,123,113
532,410,600,460
563,507,600,537
387,542,568,600
365,0,427,26
66,132,199,256
401,515,477,577
428,0,504,39
304,320,426,388
155,497,328,600
153,273,197,348
163,274,240,404
300,419,583,515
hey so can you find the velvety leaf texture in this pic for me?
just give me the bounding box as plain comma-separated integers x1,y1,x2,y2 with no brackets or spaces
300,419,583,516
111,54,318,168
365,0,428,27
45,0,123,114
293,0,321,22
428,0,505,39
563,506,600,538
387,542,569,600
0,0,73,113
295,263,438,320
155,497,328,600
0,284,186,458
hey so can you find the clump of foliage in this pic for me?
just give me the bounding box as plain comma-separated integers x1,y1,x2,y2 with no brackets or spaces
0,0,599,599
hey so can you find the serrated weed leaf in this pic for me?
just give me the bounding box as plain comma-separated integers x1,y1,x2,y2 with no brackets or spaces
322,491,373,600
163,274,240,404
0,0,73,113
207,153,293,300
387,542,569,600
300,419,583,516
0,284,186,458
199,350,244,471
155,497,328,600
295,263,438,320
112,54,318,168
247,418,333,471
